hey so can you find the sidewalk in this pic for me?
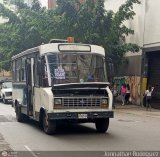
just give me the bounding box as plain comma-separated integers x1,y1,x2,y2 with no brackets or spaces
0,133,12,152
114,103,160,119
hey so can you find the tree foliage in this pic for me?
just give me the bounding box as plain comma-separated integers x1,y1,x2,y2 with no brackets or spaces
0,0,140,72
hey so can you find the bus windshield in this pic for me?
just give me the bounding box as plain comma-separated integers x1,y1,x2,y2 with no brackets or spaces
46,53,107,85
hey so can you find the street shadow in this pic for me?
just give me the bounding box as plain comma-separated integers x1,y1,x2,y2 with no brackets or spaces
54,123,97,135
24,119,112,136
0,100,12,105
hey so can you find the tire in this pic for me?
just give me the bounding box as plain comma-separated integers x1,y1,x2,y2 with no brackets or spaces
15,105,26,122
3,96,7,104
95,118,109,133
43,113,57,135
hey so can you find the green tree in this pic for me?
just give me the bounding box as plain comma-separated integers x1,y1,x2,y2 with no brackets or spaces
0,0,140,72
106,0,141,71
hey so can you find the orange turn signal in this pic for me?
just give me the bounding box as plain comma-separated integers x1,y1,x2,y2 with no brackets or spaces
67,37,75,43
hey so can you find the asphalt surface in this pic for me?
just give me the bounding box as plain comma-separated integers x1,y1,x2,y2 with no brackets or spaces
0,102,160,157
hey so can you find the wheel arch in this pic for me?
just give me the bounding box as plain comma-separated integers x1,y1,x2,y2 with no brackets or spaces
39,107,46,124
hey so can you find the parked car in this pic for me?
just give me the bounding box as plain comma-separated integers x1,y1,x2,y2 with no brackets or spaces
0,81,12,104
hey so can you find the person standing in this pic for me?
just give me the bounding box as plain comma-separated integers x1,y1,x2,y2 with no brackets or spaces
145,85,154,111
125,84,130,104
121,84,127,105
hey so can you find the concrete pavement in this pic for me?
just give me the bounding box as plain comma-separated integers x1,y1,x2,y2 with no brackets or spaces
0,103,160,153
0,104,14,153
114,103,160,119
0,133,13,152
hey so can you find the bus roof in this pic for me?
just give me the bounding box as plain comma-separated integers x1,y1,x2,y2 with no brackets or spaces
12,43,105,60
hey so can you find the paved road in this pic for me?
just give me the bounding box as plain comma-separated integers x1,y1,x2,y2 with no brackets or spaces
0,102,160,157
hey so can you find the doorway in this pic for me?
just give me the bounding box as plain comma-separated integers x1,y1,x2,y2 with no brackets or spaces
147,51,160,109
26,58,34,115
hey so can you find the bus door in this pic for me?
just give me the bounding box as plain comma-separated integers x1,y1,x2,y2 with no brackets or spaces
26,58,34,116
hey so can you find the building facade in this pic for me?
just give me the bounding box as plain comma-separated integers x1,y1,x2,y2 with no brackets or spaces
47,0,97,9
24,0,32,6
0,0,16,23
48,0,56,9
105,0,160,108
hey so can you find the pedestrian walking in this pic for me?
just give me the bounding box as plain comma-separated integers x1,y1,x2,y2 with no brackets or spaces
120,84,127,105
145,85,154,111
125,84,130,104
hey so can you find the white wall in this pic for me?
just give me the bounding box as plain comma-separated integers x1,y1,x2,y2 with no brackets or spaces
40,0,48,7
104,0,126,12
125,0,145,56
105,0,160,50
143,0,160,48
104,0,145,56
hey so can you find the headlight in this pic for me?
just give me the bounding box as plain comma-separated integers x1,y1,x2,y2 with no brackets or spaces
101,99,107,104
54,98,62,105
101,98,108,108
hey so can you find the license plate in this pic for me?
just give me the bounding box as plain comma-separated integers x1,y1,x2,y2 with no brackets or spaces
78,113,87,119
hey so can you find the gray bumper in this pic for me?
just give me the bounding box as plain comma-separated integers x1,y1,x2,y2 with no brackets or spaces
48,111,114,121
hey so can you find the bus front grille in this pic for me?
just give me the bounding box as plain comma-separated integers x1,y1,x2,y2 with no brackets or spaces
5,92,12,96
63,98,101,107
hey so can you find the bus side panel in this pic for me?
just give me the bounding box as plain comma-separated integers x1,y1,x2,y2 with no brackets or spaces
34,87,53,119
12,82,27,114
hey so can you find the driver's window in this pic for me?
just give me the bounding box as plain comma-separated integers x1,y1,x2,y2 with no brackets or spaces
78,54,91,81
41,57,49,87
59,54,70,79
59,54,78,82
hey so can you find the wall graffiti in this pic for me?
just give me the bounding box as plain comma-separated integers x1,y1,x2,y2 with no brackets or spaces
114,76,141,104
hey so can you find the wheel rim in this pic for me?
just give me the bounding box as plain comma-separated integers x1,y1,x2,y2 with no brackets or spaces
3,97,5,103
43,114,49,132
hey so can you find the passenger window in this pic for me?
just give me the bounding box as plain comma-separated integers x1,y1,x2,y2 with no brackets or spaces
15,59,21,82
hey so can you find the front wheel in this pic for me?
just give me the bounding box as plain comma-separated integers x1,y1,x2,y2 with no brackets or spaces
43,113,57,135
3,96,7,104
15,105,27,122
95,118,109,133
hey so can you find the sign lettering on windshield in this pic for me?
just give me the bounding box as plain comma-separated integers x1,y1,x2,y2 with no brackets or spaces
54,67,65,79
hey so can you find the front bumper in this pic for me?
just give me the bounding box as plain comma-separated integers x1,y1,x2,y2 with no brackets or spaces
48,111,114,122
4,97,12,100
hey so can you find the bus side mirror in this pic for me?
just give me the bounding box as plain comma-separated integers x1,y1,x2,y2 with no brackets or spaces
37,60,41,75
